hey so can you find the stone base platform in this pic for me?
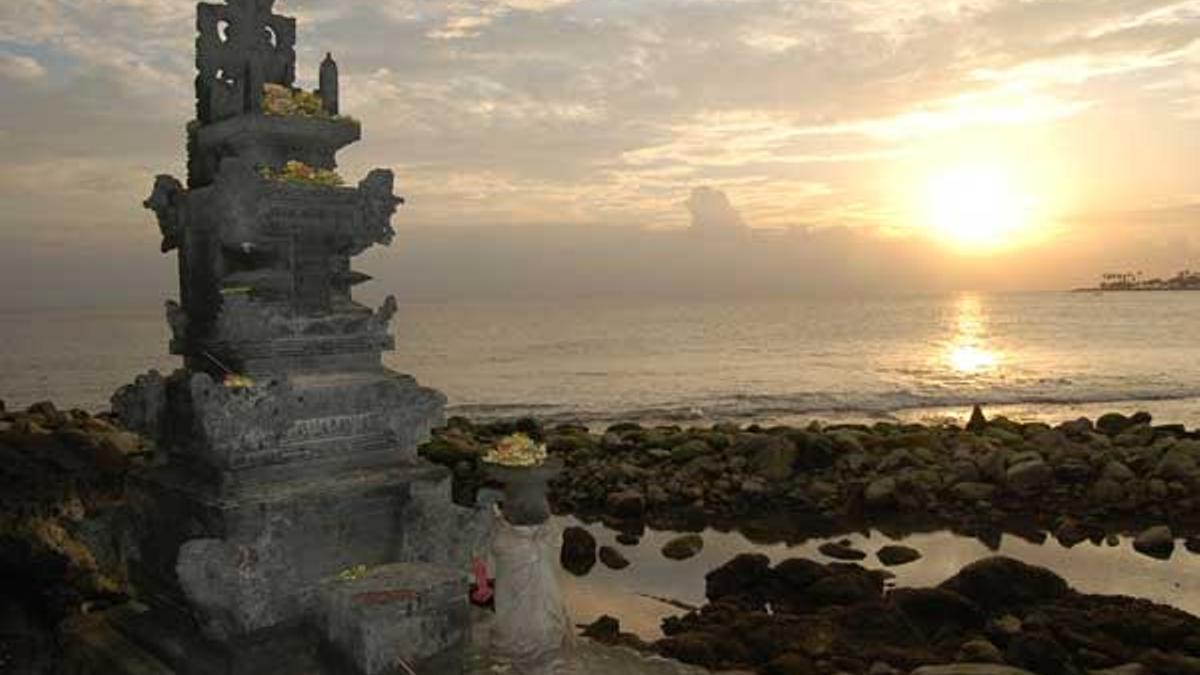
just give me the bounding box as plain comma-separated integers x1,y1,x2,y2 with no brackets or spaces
62,561,470,675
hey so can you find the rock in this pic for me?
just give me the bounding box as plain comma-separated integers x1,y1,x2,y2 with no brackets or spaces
598,546,630,570
910,664,1038,674
706,553,772,602
818,541,866,561
892,587,984,634
561,526,597,575
952,481,997,502
1005,633,1076,675
1132,525,1174,559
580,614,620,642
876,545,921,566
1185,536,1200,554
967,405,988,433
1059,417,1093,437
939,557,1068,611
656,634,717,667
1088,665,1151,675
605,490,645,519
670,439,710,463
958,638,1004,664
1154,447,1198,481
864,477,897,508
747,436,799,481
1096,412,1132,436
772,558,830,594
1089,479,1125,504
1006,460,1053,493
867,662,901,675
764,652,817,675
661,534,704,560
804,569,881,606
1054,519,1090,548
615,532,640,546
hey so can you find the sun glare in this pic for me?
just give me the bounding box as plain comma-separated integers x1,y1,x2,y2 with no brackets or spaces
921,164,1039,252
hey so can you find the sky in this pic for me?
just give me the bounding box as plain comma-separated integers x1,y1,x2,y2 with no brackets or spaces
0,0,1198,307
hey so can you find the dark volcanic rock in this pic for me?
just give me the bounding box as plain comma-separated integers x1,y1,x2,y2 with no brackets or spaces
1006,633,1079,675
938,556,1069,611
705,553,772,604
598,545,630,570
891,587,984,636
804,567,882,606
580,614,620,642
1133,525,1174,560
662,534,704,560
561,526,597,575
876,544,922,567
818,540,867,561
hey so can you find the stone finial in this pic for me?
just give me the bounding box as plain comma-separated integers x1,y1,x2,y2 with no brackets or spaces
319,52,339,116
195,0,297,123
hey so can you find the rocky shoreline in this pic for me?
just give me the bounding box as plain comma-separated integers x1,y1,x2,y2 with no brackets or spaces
5,399,1200,675
584,553,1200,675
421,408,1200,551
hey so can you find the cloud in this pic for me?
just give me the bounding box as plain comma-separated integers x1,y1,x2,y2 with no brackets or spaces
0,53,46,81
685,187,748,236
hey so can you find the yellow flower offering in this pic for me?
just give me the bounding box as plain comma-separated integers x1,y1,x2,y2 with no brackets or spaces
482,433,548,467
223,374,255,389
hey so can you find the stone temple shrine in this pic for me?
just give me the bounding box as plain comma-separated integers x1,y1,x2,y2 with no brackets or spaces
78,1,487,672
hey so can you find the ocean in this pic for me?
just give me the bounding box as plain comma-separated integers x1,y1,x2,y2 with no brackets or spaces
3,291,1200,428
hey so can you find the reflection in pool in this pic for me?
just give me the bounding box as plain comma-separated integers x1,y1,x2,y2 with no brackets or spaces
555,516,1200,641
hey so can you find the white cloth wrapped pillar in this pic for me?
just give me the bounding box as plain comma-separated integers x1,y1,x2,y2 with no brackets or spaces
490,513,573,661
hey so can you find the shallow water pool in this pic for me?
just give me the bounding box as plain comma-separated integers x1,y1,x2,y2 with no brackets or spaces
554,516,1200,641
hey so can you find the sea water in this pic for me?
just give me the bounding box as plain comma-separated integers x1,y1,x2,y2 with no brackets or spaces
3,291,1200,427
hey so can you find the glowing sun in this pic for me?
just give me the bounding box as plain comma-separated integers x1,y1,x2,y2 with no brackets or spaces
922,164,1038,251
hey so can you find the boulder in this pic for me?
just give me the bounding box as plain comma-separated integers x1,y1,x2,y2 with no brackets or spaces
560,526,597,575
1132,525,1174,559
670,439,710,463
958,638,1004,664
1005,633,1076,675
876,545,921,567
939,557,1068,611
805,569,881,606
763,652,817,675
818,540,866,561
951,481,997,502
605,490,645,519
1006,460,1053,493
580,615,620,642
598,546,630,570
705,553,771,602
747,436,799,481
661,534,704,560
1089,479,1125,505
772,558,831,595
1096,412,1132,436
891,587,984,634
1154,447,1198,481
864,477,897,508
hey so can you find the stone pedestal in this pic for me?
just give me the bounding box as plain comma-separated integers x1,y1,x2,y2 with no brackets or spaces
319,563,468,675
490,518,573,661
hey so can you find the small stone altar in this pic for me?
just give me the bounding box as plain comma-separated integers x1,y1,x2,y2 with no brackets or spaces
81,2,487,673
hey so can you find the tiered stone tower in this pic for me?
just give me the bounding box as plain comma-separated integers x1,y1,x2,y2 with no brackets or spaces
100,2,486,673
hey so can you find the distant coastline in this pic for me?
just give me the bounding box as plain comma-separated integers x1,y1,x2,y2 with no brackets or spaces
1073,268,1200,292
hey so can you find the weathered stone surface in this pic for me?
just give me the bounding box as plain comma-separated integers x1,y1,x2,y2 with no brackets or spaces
318,563,468,675
599,545,630,570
